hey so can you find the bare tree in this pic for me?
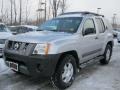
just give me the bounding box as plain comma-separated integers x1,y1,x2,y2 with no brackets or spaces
60,0,67,14
49,0,61,17
25,0,29,24
36,0,42,23
13,0,17,24
19,0,22,24
44,0,47,21
10,0,13,25
3,9,9,24
0,0,4,22
48,2,51,20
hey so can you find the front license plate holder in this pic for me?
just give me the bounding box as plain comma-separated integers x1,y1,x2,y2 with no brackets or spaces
6,61,18,71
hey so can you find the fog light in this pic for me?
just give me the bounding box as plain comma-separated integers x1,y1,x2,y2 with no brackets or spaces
37,64,43,72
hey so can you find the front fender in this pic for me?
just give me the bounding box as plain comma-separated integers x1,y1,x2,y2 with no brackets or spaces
49,39,82,60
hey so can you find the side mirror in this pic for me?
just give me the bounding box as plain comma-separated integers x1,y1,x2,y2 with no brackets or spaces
83,28,95,36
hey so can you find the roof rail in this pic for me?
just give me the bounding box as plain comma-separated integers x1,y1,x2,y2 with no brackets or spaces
60,11,104,17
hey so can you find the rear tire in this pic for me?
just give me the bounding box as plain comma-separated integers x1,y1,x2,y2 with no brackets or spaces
51,54,77,89
100,44,112,65
12,70,19,73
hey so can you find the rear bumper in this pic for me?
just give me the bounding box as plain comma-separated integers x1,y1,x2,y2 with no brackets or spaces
4,52,61,77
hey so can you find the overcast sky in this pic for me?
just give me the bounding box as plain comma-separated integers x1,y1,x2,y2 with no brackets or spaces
0,0,120,23
67,0,120,23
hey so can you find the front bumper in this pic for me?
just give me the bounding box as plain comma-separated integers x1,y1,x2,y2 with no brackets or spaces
4,52,61,77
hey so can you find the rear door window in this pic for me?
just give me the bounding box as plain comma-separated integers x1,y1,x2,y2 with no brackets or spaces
96,18,105,33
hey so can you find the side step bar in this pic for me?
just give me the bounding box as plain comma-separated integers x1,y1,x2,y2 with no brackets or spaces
79,56,104,69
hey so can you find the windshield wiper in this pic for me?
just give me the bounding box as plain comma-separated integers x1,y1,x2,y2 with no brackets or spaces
36,29,44,31
49,29,58,32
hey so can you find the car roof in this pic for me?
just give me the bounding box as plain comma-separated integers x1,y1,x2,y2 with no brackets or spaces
58,11,104,18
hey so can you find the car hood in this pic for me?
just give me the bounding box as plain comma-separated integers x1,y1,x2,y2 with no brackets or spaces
0,32,12,39
8,31,72,43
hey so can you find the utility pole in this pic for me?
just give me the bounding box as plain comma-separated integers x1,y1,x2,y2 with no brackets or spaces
112,14,117,29
37,0,47,24
37,8,44,23
97,8,101,14
41,0,47,21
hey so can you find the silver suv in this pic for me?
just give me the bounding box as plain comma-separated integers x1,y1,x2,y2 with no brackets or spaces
0,23,12,56
3,12,114,89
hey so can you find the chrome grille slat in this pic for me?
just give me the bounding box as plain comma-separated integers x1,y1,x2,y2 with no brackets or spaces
0,48,3,53
6,40,36,56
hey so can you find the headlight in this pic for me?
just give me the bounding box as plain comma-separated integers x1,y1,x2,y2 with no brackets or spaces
33,43,50,55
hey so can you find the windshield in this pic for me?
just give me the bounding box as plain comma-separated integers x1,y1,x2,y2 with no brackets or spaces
38,17,83,33
0,24,8,32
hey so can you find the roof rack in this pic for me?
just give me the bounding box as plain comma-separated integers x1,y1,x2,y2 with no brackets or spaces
60,11,104,17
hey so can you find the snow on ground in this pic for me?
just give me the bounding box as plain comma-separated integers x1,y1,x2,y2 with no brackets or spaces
0,39,120,90
0,58,9,74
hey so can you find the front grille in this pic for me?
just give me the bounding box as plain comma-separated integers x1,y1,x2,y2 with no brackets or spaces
0,48,3,53
0,39,6,44
8,41,20,50
7,41,35,55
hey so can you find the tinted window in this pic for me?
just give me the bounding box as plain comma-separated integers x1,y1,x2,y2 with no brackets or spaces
83,19,96,36
96,18,105,33
0,24,7,32
38,17,83,33
17,27,33,33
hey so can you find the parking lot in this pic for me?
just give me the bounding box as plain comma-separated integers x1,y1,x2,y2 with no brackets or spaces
0,39,120,90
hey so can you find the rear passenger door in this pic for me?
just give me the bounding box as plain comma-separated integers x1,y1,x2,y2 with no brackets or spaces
95,18,106,54
80,18,101,63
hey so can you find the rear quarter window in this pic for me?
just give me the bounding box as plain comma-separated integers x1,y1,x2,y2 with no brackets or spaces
96,18,105,33
103,18,113,30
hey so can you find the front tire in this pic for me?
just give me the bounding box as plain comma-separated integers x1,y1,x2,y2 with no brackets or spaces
51,54,77,89
12,70,20,74
100,44,112,65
